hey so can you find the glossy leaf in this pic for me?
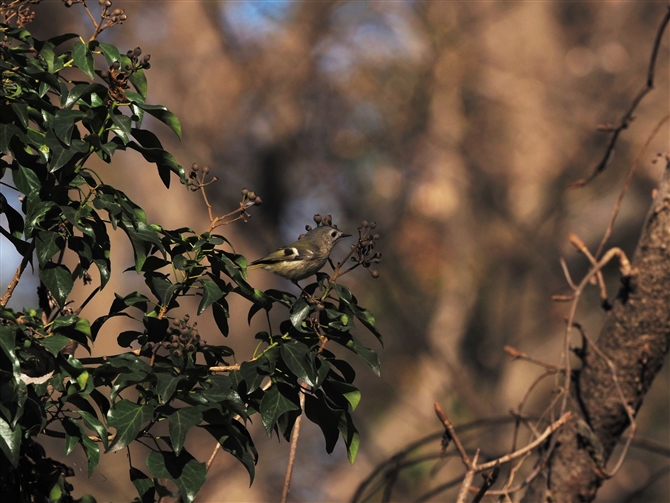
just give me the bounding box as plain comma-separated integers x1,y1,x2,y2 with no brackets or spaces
260,384,301,436
39,263,73,308
134,103,182,140
106,399,154,453
130,467,155,503
197,278,224,315
146,450,206,503
72,40,95,79
168,407,202,456
0,416,21,468
280,340,316,387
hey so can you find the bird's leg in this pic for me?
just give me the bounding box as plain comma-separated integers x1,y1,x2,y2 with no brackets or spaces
293,281,318,303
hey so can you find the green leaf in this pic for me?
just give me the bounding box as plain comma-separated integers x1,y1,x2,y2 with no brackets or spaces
77,410,109,450
129,71,148,101
344,334,381,377
12,164,41,195
168,408,202,456
10,103,29,129
106,399,154,453
72,40,95,80
38,334,72,356
130,467,155,503
120,220,164,273
324,380,361,411
35,231,63,268
304,392,341,454
98,42,121,65
64,418,100,476
155,372,186,404
333,284,382,343
24,195,55,237
53,109,86,146
145,273,177,306
280,340,316,387
212,300,229,337
338,411,360,464
0,193,24,238
259,384,301,436
39,263,73,309
289,297,311,332
202,420,256,483
197,279,224,315
146,450,206,503
134,103,182,140
0,416,21,468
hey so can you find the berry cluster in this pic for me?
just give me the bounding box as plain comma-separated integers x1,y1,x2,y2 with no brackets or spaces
103,46,150,103
351,220,381,278
151,315,206,359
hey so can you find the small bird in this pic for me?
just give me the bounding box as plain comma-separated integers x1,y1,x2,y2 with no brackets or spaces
248,226,351,284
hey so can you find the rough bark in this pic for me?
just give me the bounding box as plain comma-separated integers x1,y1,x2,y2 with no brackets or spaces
524,162,670,502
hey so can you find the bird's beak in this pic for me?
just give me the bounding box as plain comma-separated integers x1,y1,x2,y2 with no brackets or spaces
341,233,352,238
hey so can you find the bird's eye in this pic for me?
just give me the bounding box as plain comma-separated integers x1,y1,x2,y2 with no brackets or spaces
330,231,338,238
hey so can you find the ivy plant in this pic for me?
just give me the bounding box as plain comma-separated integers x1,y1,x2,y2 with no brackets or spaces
0,2,382,502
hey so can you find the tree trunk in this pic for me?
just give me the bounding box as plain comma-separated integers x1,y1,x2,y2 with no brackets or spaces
524,161,670,502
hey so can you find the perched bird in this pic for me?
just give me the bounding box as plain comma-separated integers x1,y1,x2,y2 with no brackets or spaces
248,226,351,283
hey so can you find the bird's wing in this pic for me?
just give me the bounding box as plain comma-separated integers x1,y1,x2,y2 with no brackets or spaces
250,247,314,265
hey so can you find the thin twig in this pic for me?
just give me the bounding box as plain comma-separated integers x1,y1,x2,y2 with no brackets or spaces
594,114,670,259
571,6,670,187
472,464,500,503
1,253,30,307
434,402,472,469
456,450,479,503
475,412,571,472
281,385,306,503
504,345,561,372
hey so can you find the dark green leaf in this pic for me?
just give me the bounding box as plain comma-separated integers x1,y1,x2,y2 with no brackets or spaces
38,334,72,356
197,279,224,315
35,231,63,268
0,417,21,468
344,334,381,376
304,392,341,454
338,411,360,464
212,300,229,337
129,71,148,101
259,384,301,436
54,110,86,146
0,193,24,238
12,164,41,195
155,372,186,405
145,273,177,306
333,284,382,343
10,103,28,129
146,450,206,503
168,408,202,456
77,410,108,450
134,103,182,140
280,340,316,387
289,297,311,332
130,467,155,503
106,399,154,453
98,43,121,65
72,40,95,80
40,263,73,308
203,420,256,483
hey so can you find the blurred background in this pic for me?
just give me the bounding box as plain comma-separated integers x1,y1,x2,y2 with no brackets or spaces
2,1,669,501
